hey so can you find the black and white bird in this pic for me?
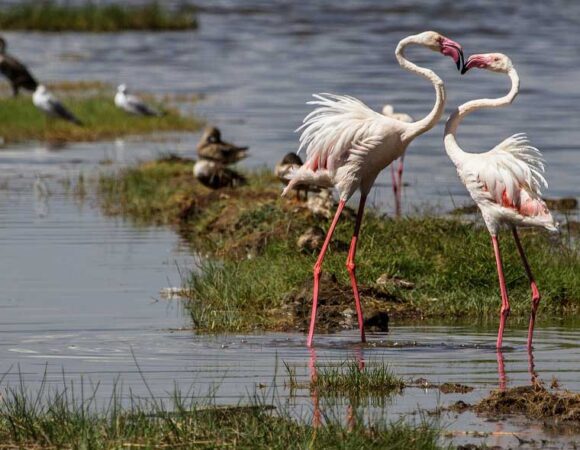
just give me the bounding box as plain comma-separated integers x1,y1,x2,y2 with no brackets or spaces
0,37,38,97
114,84,162,116
196,126,248,164
33,85,83,126
193,159,246,189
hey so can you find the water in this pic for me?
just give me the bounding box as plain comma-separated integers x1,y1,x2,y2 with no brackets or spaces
0,0,578,447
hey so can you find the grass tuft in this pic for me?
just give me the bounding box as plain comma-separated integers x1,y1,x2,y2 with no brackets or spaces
0,375,445,449
0,89,201,143
0,1,197,32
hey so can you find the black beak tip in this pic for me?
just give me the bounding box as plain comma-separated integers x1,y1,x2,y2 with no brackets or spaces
461,66,469,75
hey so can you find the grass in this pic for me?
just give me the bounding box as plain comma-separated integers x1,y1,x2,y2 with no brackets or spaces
0,375,445,449
286,360,406,398
0,88,201,143
0,1,197,32
97,157,580,333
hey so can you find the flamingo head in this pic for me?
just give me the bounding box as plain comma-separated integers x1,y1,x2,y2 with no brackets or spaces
462,53,513,74
416,31,464,71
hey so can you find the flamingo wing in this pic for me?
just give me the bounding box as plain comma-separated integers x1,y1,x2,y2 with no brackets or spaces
464,133,551,218
297,93,389,172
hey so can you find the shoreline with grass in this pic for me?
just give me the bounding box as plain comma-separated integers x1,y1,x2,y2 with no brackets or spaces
0,2,198,32
0,83,202,143
96,156,580,334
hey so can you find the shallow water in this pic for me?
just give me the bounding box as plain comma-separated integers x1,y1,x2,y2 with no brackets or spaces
0,0,578,447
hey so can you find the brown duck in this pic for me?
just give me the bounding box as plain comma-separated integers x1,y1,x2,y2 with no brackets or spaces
0,37,38,97
193,159,246,189
196,126,248,164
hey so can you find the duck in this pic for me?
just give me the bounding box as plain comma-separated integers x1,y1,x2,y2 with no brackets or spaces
275,152,313,200
114,84,162,116
193,159,246,189
196,126,248,164
33,85,83,126
0,36,38,97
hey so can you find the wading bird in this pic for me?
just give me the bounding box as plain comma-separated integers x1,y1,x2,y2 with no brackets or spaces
193,159,246,189
114,84,162,116
283,31,464,347
33,85,83,126
382,104,414,215
0,37,38,97
445,53,557,349
197,126,248,164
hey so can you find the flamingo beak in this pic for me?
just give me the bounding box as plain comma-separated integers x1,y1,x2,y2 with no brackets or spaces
461,55,487,74
440,38,465,72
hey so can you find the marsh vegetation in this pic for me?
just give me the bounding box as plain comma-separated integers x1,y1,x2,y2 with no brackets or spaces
97,156,580,334
0,1,198,32
0,84,201,143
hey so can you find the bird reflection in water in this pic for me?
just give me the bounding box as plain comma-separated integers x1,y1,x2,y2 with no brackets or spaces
308,347,365,430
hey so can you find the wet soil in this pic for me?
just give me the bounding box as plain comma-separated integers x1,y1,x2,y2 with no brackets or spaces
281,272,421,333
475,385,580,424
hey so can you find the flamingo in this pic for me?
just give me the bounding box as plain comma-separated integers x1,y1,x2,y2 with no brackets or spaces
283,31,464,347
382,104,414,216
445,53,558,350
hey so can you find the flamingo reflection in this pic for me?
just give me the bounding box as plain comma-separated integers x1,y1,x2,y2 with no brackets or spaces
308,347,365,430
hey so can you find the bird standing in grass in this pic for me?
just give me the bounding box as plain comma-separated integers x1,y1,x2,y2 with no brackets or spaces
275,152,311,200
0,36,38,97
283,31,464,347
382,104,414,216
193,159,246,189
196,126,248,164
33,85,83,126
114,84,162,116
446,53,558,349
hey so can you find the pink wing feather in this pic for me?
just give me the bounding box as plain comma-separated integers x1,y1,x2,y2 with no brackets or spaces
471,133,552,219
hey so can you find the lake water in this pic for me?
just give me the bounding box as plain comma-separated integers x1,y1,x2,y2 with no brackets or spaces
0,0,578,447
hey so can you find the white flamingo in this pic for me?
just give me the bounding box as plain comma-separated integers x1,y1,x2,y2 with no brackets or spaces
446,53,558,349
382,104,414,216
283,31,464,347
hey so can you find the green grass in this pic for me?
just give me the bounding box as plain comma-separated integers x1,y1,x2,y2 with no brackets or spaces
0,377,445,449
97,157,580,333
0,1,197,32
287,360,406,398
0,90,201,143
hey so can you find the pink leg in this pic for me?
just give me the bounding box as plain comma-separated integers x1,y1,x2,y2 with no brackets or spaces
346,194,367,343
390,163,401,217
491,235,510,349
307,200,346,347
496,349,506,391
512,228,541,350
396,155,405,211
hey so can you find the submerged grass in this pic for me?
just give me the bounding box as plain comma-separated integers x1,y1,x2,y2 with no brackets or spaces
97,157,580,333
0,91,201,143
0,1,197,32
0,376,444,449
286,360,406,398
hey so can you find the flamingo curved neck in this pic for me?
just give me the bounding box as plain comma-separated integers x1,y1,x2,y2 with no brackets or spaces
395,36,446,142
444,68,520,165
